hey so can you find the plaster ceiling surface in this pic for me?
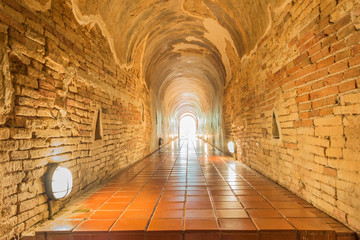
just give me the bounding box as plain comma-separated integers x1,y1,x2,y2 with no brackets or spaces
72,0,284,119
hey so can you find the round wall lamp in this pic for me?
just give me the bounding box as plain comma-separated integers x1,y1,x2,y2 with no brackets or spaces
45,165,73,200
227,141,236,154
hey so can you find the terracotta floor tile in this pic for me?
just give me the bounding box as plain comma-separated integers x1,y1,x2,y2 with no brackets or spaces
187,187,208,191
160,196,185,202
216,209,249,219
209,186,232,191
233,190,258,196
153,210,184,219
90,211,123,220
252,218,294,230
237,196,264,202
185,219,219,230
271,201,303,208
247,209,282,218
186,196,210,202
288,218,334,230
157,202,184,210
113,191,138,197
210,190,234,196
187,190,209,196
74,220,115,232
80,201,104,210
120,210,153,219
186,201,212,209
89,193,113,199
265,195,292,202
127,201,156,210
219,218,257,231
213,201,243,209
148,219,183,231
212,196,238,202
163,190,186,196
98,203,129,211
185,209,215,218
230,186,254,190
37,220,83,233
61,211,93,220
110,218,149,231
34,139,354,239
164,187,186,191
241,201,273,209
107,196,134,203
279,209,317,218
258,189,288,195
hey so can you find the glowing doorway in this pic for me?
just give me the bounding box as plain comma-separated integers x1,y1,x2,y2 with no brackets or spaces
179,116,197,139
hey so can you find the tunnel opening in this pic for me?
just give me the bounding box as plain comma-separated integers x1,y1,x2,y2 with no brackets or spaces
179,114,198,140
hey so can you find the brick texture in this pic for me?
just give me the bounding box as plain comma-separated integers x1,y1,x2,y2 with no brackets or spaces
223,0,360,234
0,1,153,240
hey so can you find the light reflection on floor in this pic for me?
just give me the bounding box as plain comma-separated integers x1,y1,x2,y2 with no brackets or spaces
34,138,355,240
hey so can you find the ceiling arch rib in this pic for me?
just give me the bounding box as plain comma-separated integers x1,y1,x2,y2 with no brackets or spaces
72,0,285,143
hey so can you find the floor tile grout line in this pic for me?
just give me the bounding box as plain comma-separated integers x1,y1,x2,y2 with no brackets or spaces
64,149,170,221
207,153,265,235
91,141,175,234
219,153,302,232
201,141,258,227
36,138,351,239
190,138,221,231
70,153,168,231
72,153,165,229
144,138,185,232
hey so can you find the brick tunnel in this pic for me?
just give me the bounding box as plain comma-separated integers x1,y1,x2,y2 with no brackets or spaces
0,0,359,239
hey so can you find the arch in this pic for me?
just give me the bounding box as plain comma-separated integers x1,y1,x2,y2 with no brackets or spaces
179,113,198,139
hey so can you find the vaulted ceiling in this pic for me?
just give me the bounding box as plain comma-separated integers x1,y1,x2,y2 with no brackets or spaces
72,0,284,123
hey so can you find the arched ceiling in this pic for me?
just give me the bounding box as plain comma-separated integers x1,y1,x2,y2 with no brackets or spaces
72,0,284,120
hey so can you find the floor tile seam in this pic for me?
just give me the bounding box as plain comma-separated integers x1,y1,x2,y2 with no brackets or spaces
200,141,297,231
219,153,305,232
145,139,185,231
57,152,166,229
81,151,169,221
58,152,167,220
184,139,189,226
203,145,260,229
190,139,220,229
198,140,259,230
83,141,178,233
181,139,191,220
66,227,304,237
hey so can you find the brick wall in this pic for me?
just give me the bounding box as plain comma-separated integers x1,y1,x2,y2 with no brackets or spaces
223,0,360,233
0,1,153,239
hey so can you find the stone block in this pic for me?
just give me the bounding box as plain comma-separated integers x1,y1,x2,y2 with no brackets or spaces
315,126,344,136
0,127,10,140
314,116,343,126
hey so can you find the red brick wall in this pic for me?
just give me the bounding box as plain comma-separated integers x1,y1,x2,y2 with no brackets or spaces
223,0,360,233
0,1,153,239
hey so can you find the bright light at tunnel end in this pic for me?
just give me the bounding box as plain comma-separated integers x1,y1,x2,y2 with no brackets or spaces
228,141,235,154
179,116,197,139
45,165,73,200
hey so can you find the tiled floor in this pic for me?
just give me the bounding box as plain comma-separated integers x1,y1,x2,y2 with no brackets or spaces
34,139,355,240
